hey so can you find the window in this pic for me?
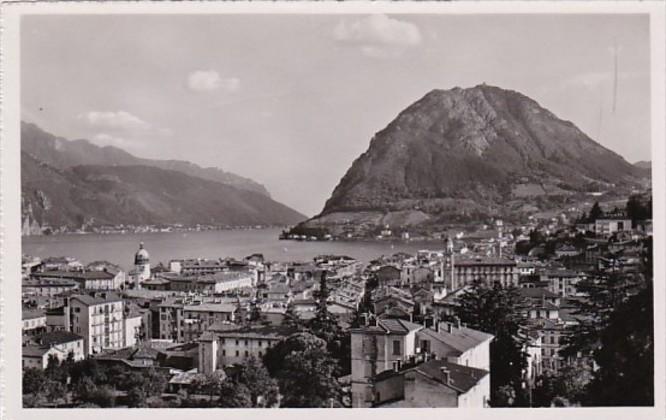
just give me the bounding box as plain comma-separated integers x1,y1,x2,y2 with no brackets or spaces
392,340,401,356
222,350,226,356
245,351,249,357
244,340,248,346
236,340,239,346
235,351,239,357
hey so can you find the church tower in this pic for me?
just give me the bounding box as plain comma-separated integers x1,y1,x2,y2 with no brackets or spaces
133,242,151,286
446,236,456,291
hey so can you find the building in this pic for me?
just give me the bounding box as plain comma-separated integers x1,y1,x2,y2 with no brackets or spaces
22,277,79,297
162,271,254,294
129,242,151,287
22,331,85,369
198,324,293,374
449,257,519,289
372,359,490,408
350,318,424,407
30,270,124,290
22,309,47,336
182,303,237,342
350,318,493,408
594,216,633,237
69,293,125,355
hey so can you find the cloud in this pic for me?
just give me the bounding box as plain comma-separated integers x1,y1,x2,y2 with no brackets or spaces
333,14,422,58
187,70,240,93
79,111,150,130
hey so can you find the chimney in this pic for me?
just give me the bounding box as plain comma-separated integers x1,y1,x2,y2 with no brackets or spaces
440,367,450,385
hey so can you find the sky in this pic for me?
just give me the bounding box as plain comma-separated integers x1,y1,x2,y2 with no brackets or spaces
21,13,651,217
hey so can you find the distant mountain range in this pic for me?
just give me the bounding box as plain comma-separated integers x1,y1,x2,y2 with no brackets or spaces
300,84,649,235
21,122,306,231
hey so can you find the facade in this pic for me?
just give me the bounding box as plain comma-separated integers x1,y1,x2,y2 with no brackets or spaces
31,270,124,290
594,217,633,237
69,294,125,355
451,257,519,288
22,331,85,369
350,318,493,408
22,278,78,297
22,309,47,335
182,303,237,342
198,324,292,374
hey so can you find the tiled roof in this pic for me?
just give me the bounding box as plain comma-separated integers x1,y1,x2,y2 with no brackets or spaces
22,308,45,320
375,359,488,394
38,331,83,346
377,318,423,335
23,346,51,358
417,324,493,355
413,360,489,393
71,293,123,306
33,270,116,280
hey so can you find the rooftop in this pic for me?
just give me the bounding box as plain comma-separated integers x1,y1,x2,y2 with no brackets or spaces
418,323,493,355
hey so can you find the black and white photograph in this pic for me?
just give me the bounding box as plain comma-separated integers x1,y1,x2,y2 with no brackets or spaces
1,1,664,418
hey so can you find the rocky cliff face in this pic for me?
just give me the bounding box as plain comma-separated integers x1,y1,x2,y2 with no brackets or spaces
305,85,644,233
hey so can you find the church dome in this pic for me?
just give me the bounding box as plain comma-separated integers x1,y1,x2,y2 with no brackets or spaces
134,242,150,265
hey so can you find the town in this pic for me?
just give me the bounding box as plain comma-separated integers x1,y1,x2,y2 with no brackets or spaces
21,194,653,408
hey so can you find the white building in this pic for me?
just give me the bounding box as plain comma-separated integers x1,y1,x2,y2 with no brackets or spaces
69,293,125,355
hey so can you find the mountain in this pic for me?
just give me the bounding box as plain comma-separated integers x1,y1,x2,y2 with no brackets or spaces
21,123,306,231
21,121,270,196
634,161,651,170
302,84,646,235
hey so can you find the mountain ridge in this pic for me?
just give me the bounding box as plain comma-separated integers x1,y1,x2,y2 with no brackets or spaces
21,121,271,197
21,123,306,231
302,84,646,235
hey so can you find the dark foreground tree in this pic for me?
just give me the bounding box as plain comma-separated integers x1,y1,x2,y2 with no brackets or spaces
452,281,529,407
264,332,342,407
585,282,653,406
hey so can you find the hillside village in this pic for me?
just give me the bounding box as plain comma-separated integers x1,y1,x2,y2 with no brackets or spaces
21,194,653,408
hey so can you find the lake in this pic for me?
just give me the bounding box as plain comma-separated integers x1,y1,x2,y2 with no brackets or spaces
23,228,445,270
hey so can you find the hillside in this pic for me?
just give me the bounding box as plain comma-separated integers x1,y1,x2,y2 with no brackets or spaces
21,121,270,197
21,124,306,231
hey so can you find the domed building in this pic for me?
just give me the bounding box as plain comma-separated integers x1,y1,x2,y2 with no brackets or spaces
129,242,151,288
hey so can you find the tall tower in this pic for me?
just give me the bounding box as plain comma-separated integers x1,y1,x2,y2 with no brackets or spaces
496,220,504,259
133,242,151,285
446,236,455,291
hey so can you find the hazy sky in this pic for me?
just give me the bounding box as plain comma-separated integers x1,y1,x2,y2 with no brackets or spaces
21,14,651,216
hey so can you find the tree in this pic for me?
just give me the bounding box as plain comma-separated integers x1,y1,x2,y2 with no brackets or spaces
23,368,46,395
626,194,651,224
216,380,253,408
232,356,279,407
560,270,643,358
281,302,303,331
264,332,342,407
585,282,653,406
452,281,529,406
588,201,603,222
